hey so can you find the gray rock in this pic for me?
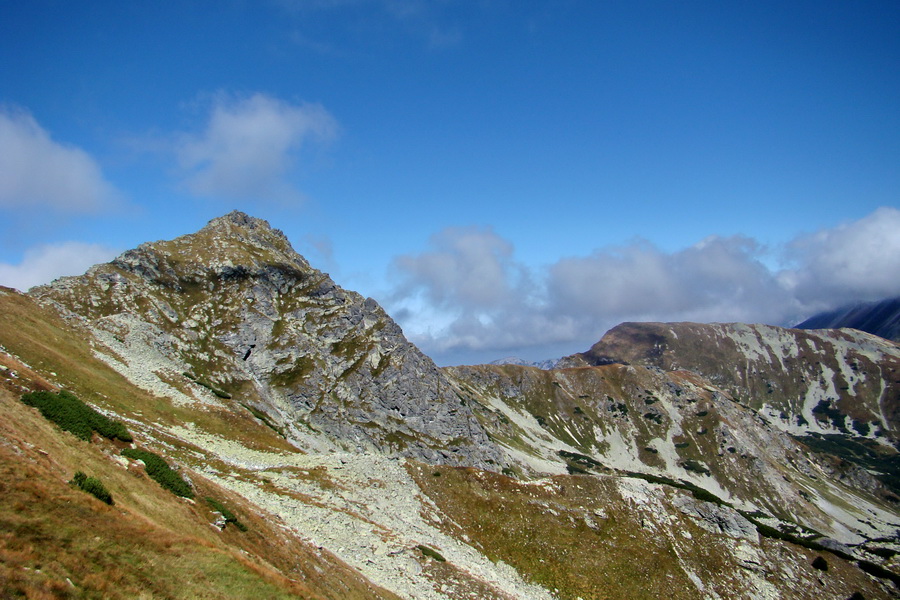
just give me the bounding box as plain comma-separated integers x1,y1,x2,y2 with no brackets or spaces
30,211,504,469
672,495,758,542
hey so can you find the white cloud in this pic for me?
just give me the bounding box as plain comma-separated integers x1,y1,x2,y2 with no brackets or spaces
0,242,119,292
175,93,338,202
392,226,526,309
781,207,900,308
0,108,119,212
388,207,900,363
547,236,791,325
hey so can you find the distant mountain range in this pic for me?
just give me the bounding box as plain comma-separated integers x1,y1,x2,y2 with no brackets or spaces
488,356,560,370
796,297,900,343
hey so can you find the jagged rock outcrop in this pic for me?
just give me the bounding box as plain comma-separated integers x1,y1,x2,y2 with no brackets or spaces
671,495,758,541
30,211,503,468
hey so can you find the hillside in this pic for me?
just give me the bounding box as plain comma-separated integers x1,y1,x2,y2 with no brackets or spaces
1,212,899,599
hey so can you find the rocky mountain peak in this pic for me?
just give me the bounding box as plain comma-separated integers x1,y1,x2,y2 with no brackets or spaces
29,212,504,469
199,210,292,247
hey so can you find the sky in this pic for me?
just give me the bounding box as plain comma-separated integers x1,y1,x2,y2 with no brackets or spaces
1,0,899,365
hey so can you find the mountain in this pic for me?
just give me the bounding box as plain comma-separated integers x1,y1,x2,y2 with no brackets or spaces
796,297,900,343
451,321,900,540
564,321,899,438
1,212,898,599
489,356,560,370
30,211,502,469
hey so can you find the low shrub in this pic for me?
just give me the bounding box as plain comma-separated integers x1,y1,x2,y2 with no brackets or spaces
240,403,285,437
680,460,710,475
856,560,900,586
21,390,132,442
122,448,194,498
416,544,446,562
183,372,232,399
205,497,248,531
70,471,113,505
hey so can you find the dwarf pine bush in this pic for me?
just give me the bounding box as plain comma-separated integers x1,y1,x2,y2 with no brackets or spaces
122,448,194,498
205,497,248,531
21,390,132,442
70,471,113,505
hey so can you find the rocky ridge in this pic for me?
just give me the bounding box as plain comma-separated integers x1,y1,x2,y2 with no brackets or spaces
30,211,503,469
564,321,900,440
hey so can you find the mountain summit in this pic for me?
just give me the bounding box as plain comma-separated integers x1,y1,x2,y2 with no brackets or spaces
30,211,502,468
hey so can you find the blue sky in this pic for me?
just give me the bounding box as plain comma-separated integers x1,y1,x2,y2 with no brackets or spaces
1,0,899,365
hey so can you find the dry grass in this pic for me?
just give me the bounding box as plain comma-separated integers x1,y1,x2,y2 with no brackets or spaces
411,464,698,600
410,463,897,600
0,386,402,600
0,289,294,456
0,290,402,600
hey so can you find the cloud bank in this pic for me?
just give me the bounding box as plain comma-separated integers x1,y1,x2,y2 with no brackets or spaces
0,242,119,292
0,108,119,212
390,207,900,362
176,93,338,202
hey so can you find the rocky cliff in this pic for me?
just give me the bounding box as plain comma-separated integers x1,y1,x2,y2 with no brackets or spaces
29,211,502,468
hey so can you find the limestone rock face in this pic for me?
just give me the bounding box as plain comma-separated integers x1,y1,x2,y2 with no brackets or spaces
30,211,503,468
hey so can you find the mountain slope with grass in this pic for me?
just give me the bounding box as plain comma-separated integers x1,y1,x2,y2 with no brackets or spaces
2,212,899,599
0,287,402,600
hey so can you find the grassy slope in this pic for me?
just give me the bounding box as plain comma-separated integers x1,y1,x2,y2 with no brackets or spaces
0,288,401,600
411,464,894,600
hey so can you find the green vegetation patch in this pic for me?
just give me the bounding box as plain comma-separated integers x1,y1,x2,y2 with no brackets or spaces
558,450,607,474
20,390,133,442
416,544,446,562
122,448,194,498
70,471,113,505
679,459,710,475
793,433,900,496
624,471,725,506
183,373,232,399
811,400,848,432
205,497,248,531
240,403,285,438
